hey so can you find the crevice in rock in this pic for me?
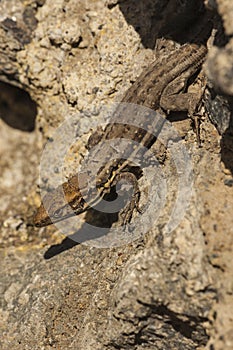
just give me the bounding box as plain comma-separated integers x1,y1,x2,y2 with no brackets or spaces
0,81,37,131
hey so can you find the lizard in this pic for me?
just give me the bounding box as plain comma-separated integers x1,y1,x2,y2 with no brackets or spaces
34,13,214,228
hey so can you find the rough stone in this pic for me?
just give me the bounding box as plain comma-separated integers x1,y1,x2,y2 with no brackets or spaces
0,1,233,349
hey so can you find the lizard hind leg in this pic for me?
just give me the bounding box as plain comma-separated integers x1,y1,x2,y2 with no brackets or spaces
160,70,206,144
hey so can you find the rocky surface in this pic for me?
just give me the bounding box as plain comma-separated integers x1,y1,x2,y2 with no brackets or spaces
0,0,232,349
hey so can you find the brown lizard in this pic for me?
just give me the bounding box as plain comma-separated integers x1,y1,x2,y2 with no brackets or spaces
34,14,213,228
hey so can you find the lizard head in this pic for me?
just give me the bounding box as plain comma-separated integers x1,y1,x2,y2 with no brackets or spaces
33,175,88,227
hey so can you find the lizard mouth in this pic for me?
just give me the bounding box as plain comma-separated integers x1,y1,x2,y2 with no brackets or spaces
33,204,53,227
33,204,78,227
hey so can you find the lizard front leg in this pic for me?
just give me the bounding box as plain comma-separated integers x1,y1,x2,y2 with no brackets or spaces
112,172,140,226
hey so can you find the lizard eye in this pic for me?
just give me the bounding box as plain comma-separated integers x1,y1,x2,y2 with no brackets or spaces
53,208,63,218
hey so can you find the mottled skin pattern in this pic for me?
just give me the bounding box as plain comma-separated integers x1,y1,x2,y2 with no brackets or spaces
34,15,213,227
